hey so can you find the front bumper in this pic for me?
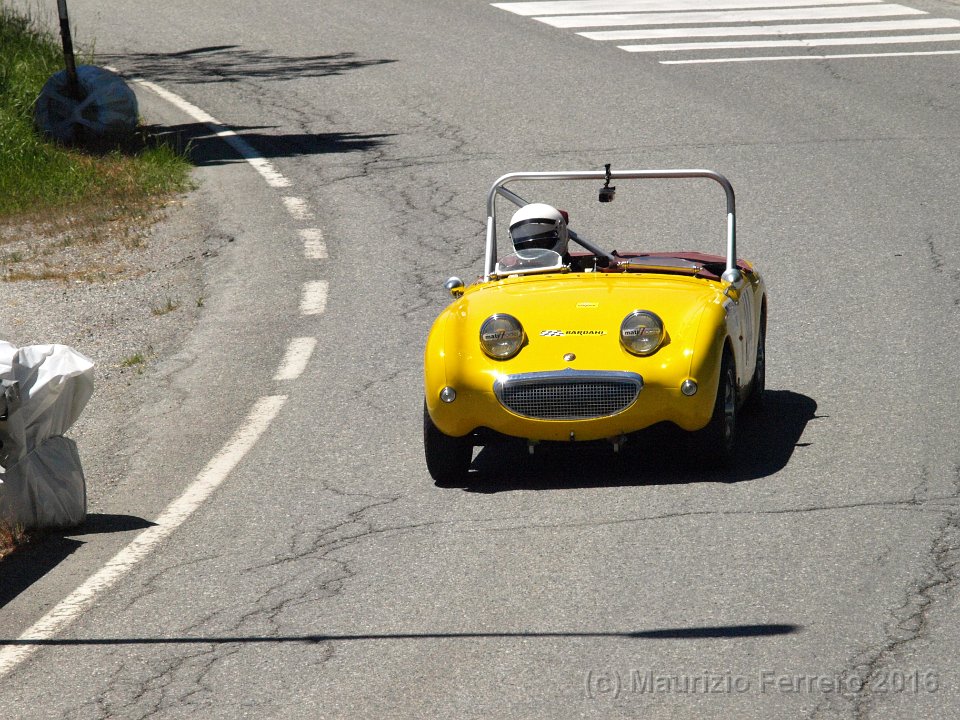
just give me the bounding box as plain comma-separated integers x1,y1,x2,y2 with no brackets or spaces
426,367,716,442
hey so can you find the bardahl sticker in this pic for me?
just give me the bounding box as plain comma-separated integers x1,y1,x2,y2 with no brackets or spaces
540,329,607,337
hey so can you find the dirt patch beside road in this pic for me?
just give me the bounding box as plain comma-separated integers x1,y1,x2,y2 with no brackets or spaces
0,187,215,511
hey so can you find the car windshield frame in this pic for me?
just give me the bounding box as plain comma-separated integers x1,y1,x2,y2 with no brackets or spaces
483,169,737,283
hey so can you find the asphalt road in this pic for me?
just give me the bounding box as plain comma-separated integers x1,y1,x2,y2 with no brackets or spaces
2,0,960,717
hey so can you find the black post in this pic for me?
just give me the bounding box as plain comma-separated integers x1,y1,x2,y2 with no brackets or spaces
56,0,82,100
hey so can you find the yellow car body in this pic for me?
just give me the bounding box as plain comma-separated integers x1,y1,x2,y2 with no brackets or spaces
426,264,764,441
422,168,766,481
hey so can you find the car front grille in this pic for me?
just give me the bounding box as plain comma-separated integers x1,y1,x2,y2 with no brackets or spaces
494,370,643,421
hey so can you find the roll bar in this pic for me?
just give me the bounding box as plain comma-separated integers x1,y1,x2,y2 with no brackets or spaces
484,169,736,282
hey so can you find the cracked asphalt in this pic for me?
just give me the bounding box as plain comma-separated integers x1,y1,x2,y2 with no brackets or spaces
2,0,960,718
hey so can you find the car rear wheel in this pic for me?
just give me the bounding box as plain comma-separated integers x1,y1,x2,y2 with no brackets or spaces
698,349,738,466
423,402,472,484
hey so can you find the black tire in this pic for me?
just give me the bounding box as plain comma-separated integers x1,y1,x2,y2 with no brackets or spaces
744,318,766,413
423,402,472,484
698,349,738,466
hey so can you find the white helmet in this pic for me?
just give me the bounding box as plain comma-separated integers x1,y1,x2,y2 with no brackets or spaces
508,203,568,255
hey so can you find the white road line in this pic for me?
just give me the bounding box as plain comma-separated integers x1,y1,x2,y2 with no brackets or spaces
620,32,960,52
123,75,291,189
274,337,317,381
20,74,328,690
581,18,957,41
299,229,329,259
492,0,878,16
282,196,314,220
661,48,960,63
125,73,330,264
0,395,287,681
300,281,329,316
540,4,924,29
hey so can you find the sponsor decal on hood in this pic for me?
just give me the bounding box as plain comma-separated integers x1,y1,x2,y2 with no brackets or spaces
540,329,607,337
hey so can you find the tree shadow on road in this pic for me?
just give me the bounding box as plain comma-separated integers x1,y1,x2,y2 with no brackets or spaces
142,123,394,166
97,45,398,164
443,390,819,493
96,46,395,85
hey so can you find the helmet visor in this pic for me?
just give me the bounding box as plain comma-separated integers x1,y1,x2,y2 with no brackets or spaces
510,218,561,251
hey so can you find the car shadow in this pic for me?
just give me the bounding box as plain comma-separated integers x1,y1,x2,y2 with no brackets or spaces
0,514,155,609
442,390,818,493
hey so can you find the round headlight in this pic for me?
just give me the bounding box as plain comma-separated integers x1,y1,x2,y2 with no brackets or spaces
620,311,664,356
480,314,525,360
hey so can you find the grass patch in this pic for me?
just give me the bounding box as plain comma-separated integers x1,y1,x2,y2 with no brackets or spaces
120,351,146,368
151,296,179,315
0,5,192,279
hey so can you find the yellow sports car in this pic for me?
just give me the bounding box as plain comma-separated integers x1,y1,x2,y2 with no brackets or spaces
423,168,766,482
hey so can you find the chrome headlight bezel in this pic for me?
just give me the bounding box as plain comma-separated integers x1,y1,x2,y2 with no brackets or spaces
480,314,525,360
620,310,664,356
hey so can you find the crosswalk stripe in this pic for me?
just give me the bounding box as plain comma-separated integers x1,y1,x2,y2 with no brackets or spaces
619,32,960,52
540,4,924,29
492,0,960,64
660,49,960,63
492,0,879,16
580,18,959,41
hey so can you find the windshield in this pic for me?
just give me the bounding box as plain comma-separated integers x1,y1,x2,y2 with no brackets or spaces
493,248,564,278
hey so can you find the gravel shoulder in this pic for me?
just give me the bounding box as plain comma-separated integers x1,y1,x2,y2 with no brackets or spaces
0,184,215,508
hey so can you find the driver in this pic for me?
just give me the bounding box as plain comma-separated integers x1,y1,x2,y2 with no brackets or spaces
508,203,569,256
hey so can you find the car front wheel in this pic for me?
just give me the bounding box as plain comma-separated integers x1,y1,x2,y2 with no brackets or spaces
423,402,472,484
698,349,738,466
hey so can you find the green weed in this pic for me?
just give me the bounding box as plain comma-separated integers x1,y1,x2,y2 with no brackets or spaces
0,6,192,221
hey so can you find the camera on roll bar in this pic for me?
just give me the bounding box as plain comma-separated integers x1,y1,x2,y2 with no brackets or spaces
599,163,616,202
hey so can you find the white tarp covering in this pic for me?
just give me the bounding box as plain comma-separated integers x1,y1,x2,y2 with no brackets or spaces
0,342,94,528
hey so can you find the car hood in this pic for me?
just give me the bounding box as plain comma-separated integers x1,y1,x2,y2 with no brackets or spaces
441,272,725,377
